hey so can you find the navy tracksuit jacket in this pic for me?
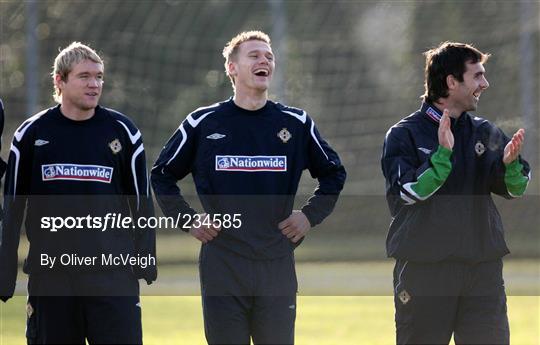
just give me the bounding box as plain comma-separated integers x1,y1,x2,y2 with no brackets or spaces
151,98,346,259
0,105,156,300
382,102,531,263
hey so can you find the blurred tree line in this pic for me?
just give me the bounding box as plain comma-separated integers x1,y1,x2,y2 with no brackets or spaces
1,0,538,259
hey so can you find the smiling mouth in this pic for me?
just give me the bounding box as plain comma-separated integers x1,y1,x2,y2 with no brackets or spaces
473,91,481,101
253,68,269,77
86,92,98,96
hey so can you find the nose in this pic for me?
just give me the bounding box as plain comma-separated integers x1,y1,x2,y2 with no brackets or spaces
88,77,101,88
480,76,489,90
259,54,273,65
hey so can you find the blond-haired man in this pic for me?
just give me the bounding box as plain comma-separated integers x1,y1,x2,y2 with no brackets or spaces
0,42,156,344
152,31,346,344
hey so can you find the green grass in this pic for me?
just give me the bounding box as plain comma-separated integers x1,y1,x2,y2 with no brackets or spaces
1,260,539,344
1,296,538,344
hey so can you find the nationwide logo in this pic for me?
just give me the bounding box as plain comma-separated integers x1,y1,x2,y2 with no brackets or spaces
215,155,287,172
42,164,114,183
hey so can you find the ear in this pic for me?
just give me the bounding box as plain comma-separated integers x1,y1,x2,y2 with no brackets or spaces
54,74,64,89
446,74,458,91
227,61,237,78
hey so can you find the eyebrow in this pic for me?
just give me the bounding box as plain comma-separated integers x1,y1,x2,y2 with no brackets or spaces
247,49,273,56
76,71,103,76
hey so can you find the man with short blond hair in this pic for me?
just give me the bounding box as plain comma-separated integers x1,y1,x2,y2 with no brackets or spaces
0,42,156,344
51,41,104,103
222,30,271,87
152,30,346,344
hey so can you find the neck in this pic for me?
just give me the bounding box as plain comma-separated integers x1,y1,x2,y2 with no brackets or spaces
233,88,268,111
59,103,95,121
433,99,463,119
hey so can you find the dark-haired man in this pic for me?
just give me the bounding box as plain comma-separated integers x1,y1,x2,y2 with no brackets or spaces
381,42,530,344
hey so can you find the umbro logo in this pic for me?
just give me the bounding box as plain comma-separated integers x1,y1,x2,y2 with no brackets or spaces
35,139,49,146
417,147,431,155
206,133,226,140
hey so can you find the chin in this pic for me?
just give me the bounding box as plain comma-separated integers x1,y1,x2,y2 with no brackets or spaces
80,103,98,111
464,102,478,112
254,85,269,92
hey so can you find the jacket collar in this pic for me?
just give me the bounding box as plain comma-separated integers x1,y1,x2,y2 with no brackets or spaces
420,102,443,124
420,102,469,128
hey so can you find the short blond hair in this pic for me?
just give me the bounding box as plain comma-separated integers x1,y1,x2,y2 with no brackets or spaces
52,42,103,103
222,31,271,86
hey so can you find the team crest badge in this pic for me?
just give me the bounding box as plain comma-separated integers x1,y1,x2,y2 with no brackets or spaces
26,303,34,318
398,290,411,305
277,128,292,143
109,139,122,154
475,141,485,156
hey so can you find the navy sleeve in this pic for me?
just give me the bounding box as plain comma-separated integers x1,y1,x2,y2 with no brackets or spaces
151,118,198,230
0,100,7,179
118,119,157,284
0,117,35,301
381,126,453,217
0,99,4,139
301,116,346,227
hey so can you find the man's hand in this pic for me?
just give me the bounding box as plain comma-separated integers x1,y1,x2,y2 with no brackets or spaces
189,213,221,244
503,128,525,165
438,109,454,150
278,210,311,243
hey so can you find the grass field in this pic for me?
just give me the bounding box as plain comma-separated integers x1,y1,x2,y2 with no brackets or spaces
1,259,539,344
1,296,539,344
